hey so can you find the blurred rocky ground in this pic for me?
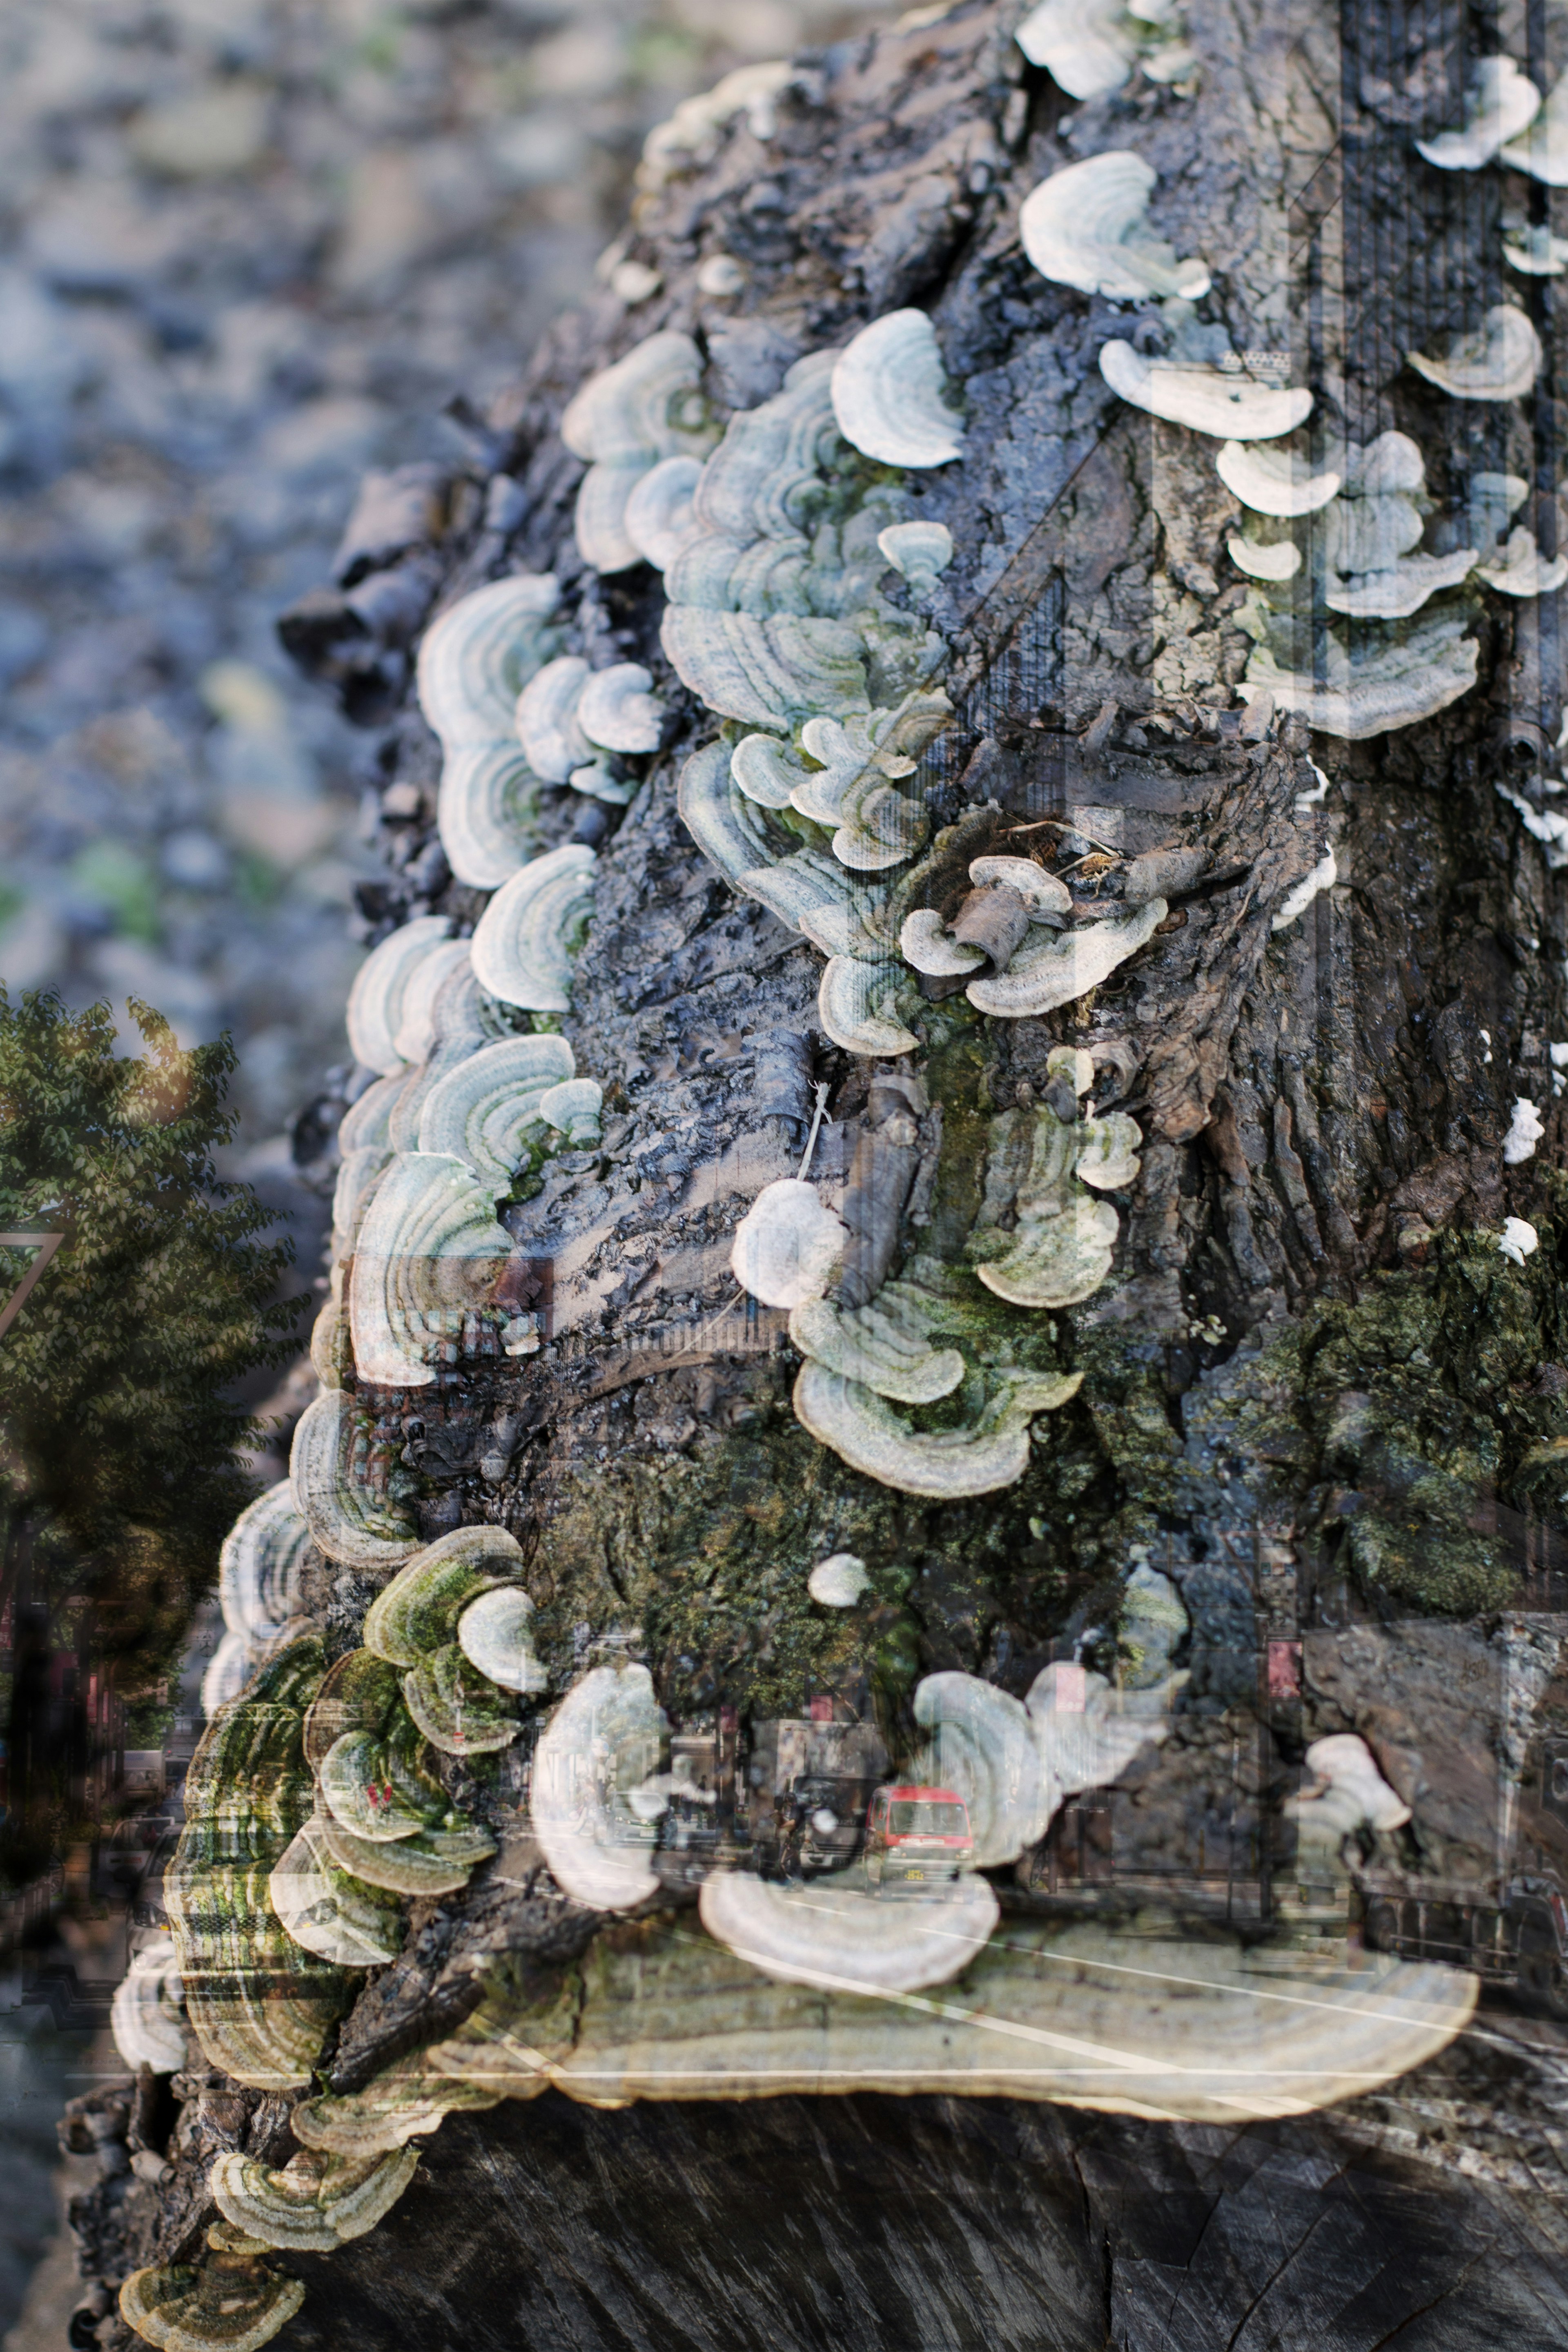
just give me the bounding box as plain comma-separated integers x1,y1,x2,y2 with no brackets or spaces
0,0,890,1241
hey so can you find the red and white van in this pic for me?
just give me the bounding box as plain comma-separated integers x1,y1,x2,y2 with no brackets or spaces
863,1783,975,1893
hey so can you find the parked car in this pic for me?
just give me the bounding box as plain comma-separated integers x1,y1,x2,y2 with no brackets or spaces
864,1784,975,1894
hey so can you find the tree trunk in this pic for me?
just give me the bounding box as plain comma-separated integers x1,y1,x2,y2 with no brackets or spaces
96,2,1568,2345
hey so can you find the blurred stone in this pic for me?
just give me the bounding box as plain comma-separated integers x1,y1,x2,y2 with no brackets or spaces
0,902,65,992
331,150,438,293
161,828,231,891
127,83,273,179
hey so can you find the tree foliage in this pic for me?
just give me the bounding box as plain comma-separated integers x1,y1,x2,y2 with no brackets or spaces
0,990,305,1688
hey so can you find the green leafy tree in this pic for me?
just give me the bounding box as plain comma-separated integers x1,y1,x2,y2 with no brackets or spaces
0,990,304,1863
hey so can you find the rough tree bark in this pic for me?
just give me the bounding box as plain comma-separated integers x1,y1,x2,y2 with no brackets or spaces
81,2,1568,2345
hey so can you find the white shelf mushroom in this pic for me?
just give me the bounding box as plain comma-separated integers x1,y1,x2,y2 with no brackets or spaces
1504,1096,1545,1164
1228,535,1301,581
218,1481,316,1646
338,1070,405,1155
1019,152,1210,301
792,1362,1083,1498
211,2145,418,2254
965,898,1166,1019
199,1626,253,1718
1216,439,1340,516
807,1552,870,1606
1244,611,1479,739
1498,1216,1540,1265
1414,56,1540,169
1285,1733,1410,1837
1025,1659,1174,1829
416,1032,577,1192
345,916,455,1076
1407,304,1542,401
270,1815,405,1969
790,1278,967,1404
1100,341,1312,439
1503,223,1568,275
877,521,954,598
1323,550,1477,619
416,574,561,751
623,454,706,570
1015,0,1194,98
899,909,986,976
818,955,920,1056
347,1151,514,1389
731,731,806,809
331,1145,389,1265
515,657,596,784
911,1675,1046,1865
559,330,718,573
1499,64,1568,180
730,1178,847,1309
829,310,964,468
289,1390,419,1570
912,1662,1172,1865
416,575,563,891
1477,528,1568,597
789,710,932,873
111,1938,189,2074
457,1587,550,1694
390,939,471,1067
1269,848,1337,931
470,843,597,1012
538,1076,604,1145
698,1872,1000,1996
577,663,666,755
530,1663,668,1909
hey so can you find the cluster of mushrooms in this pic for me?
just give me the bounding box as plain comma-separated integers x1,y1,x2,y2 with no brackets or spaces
106,23,1550,2343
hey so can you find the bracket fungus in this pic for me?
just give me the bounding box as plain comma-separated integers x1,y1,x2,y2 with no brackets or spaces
793,1362,1084,1498
414,574,562,890
1100,341,1312,439
817,956,919,1056
967,1056,1142,1308
622,452,706,570
458,1585,550,1693
790,1273,967,1405
165,1637,350,2091
964,898,1166,1019
807,1552,871,1606
403,1643,523,1756
877,521,954,598
470,841,597,1011
415,1031,577,1192
120,2254,305,2352
218,1481,317,1646
699,1871,1000,1996
1501,66,1568,181
532,1664,668,1909
1227,535,1301,581
319,1809,495,1898
1215,438,1341,515
1504,1096,1546,1164
347,1152,513,1390
1414,55,1540,169
911,1663,1172,1867
730,1177,847,1309
516,655,664,796
1407,304,1542,400
211,2147,418,2256
1019,152,1210,301
110,1936,189,2074
829,309,964,469
365,1524,527,1661
345,915,456,1076
559,330,719,573
289,1392,418,1570
1286,1733,1412,1837
538,1075,604,1144
1477,528,1568,597
1244,610,1479,739
269,1814,404,1969
1015,0,1195,98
